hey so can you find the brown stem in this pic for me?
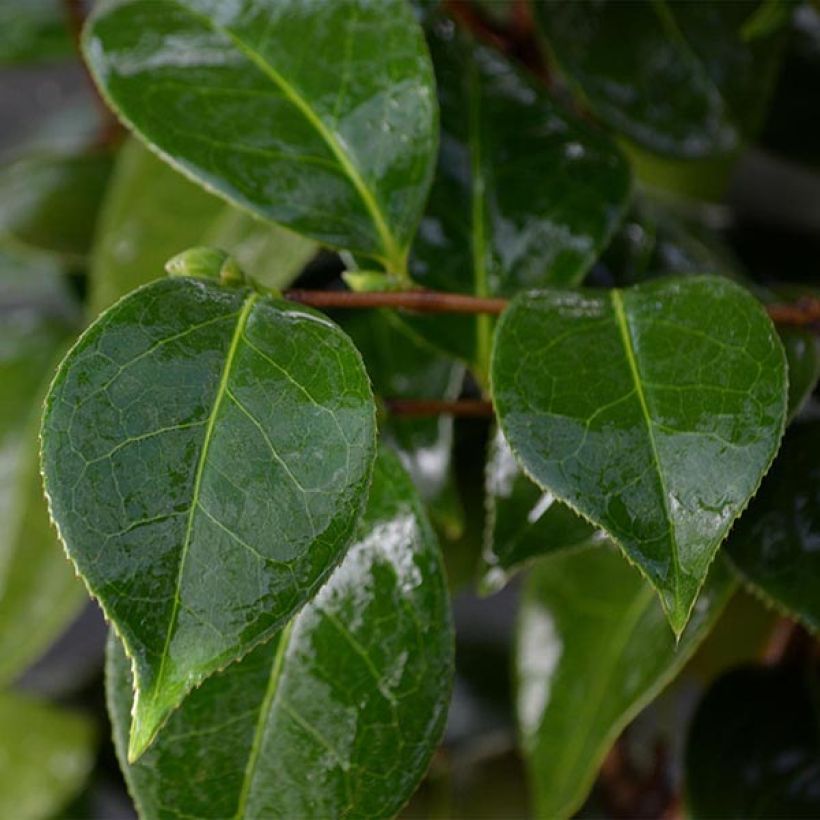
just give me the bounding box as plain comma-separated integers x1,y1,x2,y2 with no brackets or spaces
284,289,507,315
285,288,820,331
384,399,494,418
62,0,124,148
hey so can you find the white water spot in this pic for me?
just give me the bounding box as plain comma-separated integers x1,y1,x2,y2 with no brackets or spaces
517,604,562,736
527,492,555,524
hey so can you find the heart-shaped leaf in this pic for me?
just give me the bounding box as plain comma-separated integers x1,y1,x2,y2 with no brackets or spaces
83,0,437,273
397,16,631,371
492,276,787,633
517,546,734,819
41,276,377,760
90,138,317,315
727,418,820,632
106,449,453,818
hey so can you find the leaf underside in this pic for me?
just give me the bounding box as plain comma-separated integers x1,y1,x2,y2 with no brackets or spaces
41,276,377,760
107,449,453,819
492,275,787,633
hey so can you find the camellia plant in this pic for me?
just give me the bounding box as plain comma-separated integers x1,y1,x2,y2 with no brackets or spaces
2,0,820,817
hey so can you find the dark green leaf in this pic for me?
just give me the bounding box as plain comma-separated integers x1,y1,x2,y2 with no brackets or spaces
727,418,820,632
492,276,787,633
517,546,734,819
107,449,453,819
90,139,316,315
397,17,630,370
339,308,465,538
41,276,377,760
780,330,820,420
0,152,113,260
685,664,820,818
84,0,437,272
0,0,73,65
0,692,96,820
536,0,789,159
481,428,602,592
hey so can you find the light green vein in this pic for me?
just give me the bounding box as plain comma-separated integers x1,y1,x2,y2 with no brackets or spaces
132,292,258,761
168,0,402,270
610,289,681,612
234,620,295,819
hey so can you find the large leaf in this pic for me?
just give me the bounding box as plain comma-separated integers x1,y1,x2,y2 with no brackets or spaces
84,0,437,273
0,691,96,820
41,276,377,760
726,418,820,632
482,428,602,592
535,0,788,159
0,248,84,683
90,138,317,315
517,546,734,819
0,152,113,261
492,275,787,633
400,18,630,370
107,449,453,818
685,664,820,818
0,0,73,65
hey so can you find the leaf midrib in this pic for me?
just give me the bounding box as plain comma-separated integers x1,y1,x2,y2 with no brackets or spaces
141,291,258,753
160,0,401,269
234,619,295,818
610,290,681,610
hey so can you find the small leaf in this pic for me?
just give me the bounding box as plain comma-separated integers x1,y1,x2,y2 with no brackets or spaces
492,276,787,633
535,0,788,159
84,0,437,272
90,138,316,315
41,276,377,760
403,18,631,369
0,152,113,260
685,664,820,818
107,449,453,819
0,691,96,820
482,428,603,592
726,418,820,632
517,546,734,819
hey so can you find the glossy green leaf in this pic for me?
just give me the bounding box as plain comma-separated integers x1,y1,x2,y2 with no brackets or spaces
339,309,465,538
685,664,820,818
107,449,453,819
401,18,630,369
41,276,377,760
0,0,73,65
481,428,602,592
492,275,787,633
517,546,734,819
0,152,113,260
84,0,437,272
0,691,96,820
781,329,820,419
90,139,317,315
726,418,820,632
0,248,84,684
536,0,789,159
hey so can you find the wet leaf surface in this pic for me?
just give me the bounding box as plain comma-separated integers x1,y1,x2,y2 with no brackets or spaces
492,275,787,633
107,450,453,819
41,276,377,760
517,546,734,819
727,418,820,632
84,0,437,271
